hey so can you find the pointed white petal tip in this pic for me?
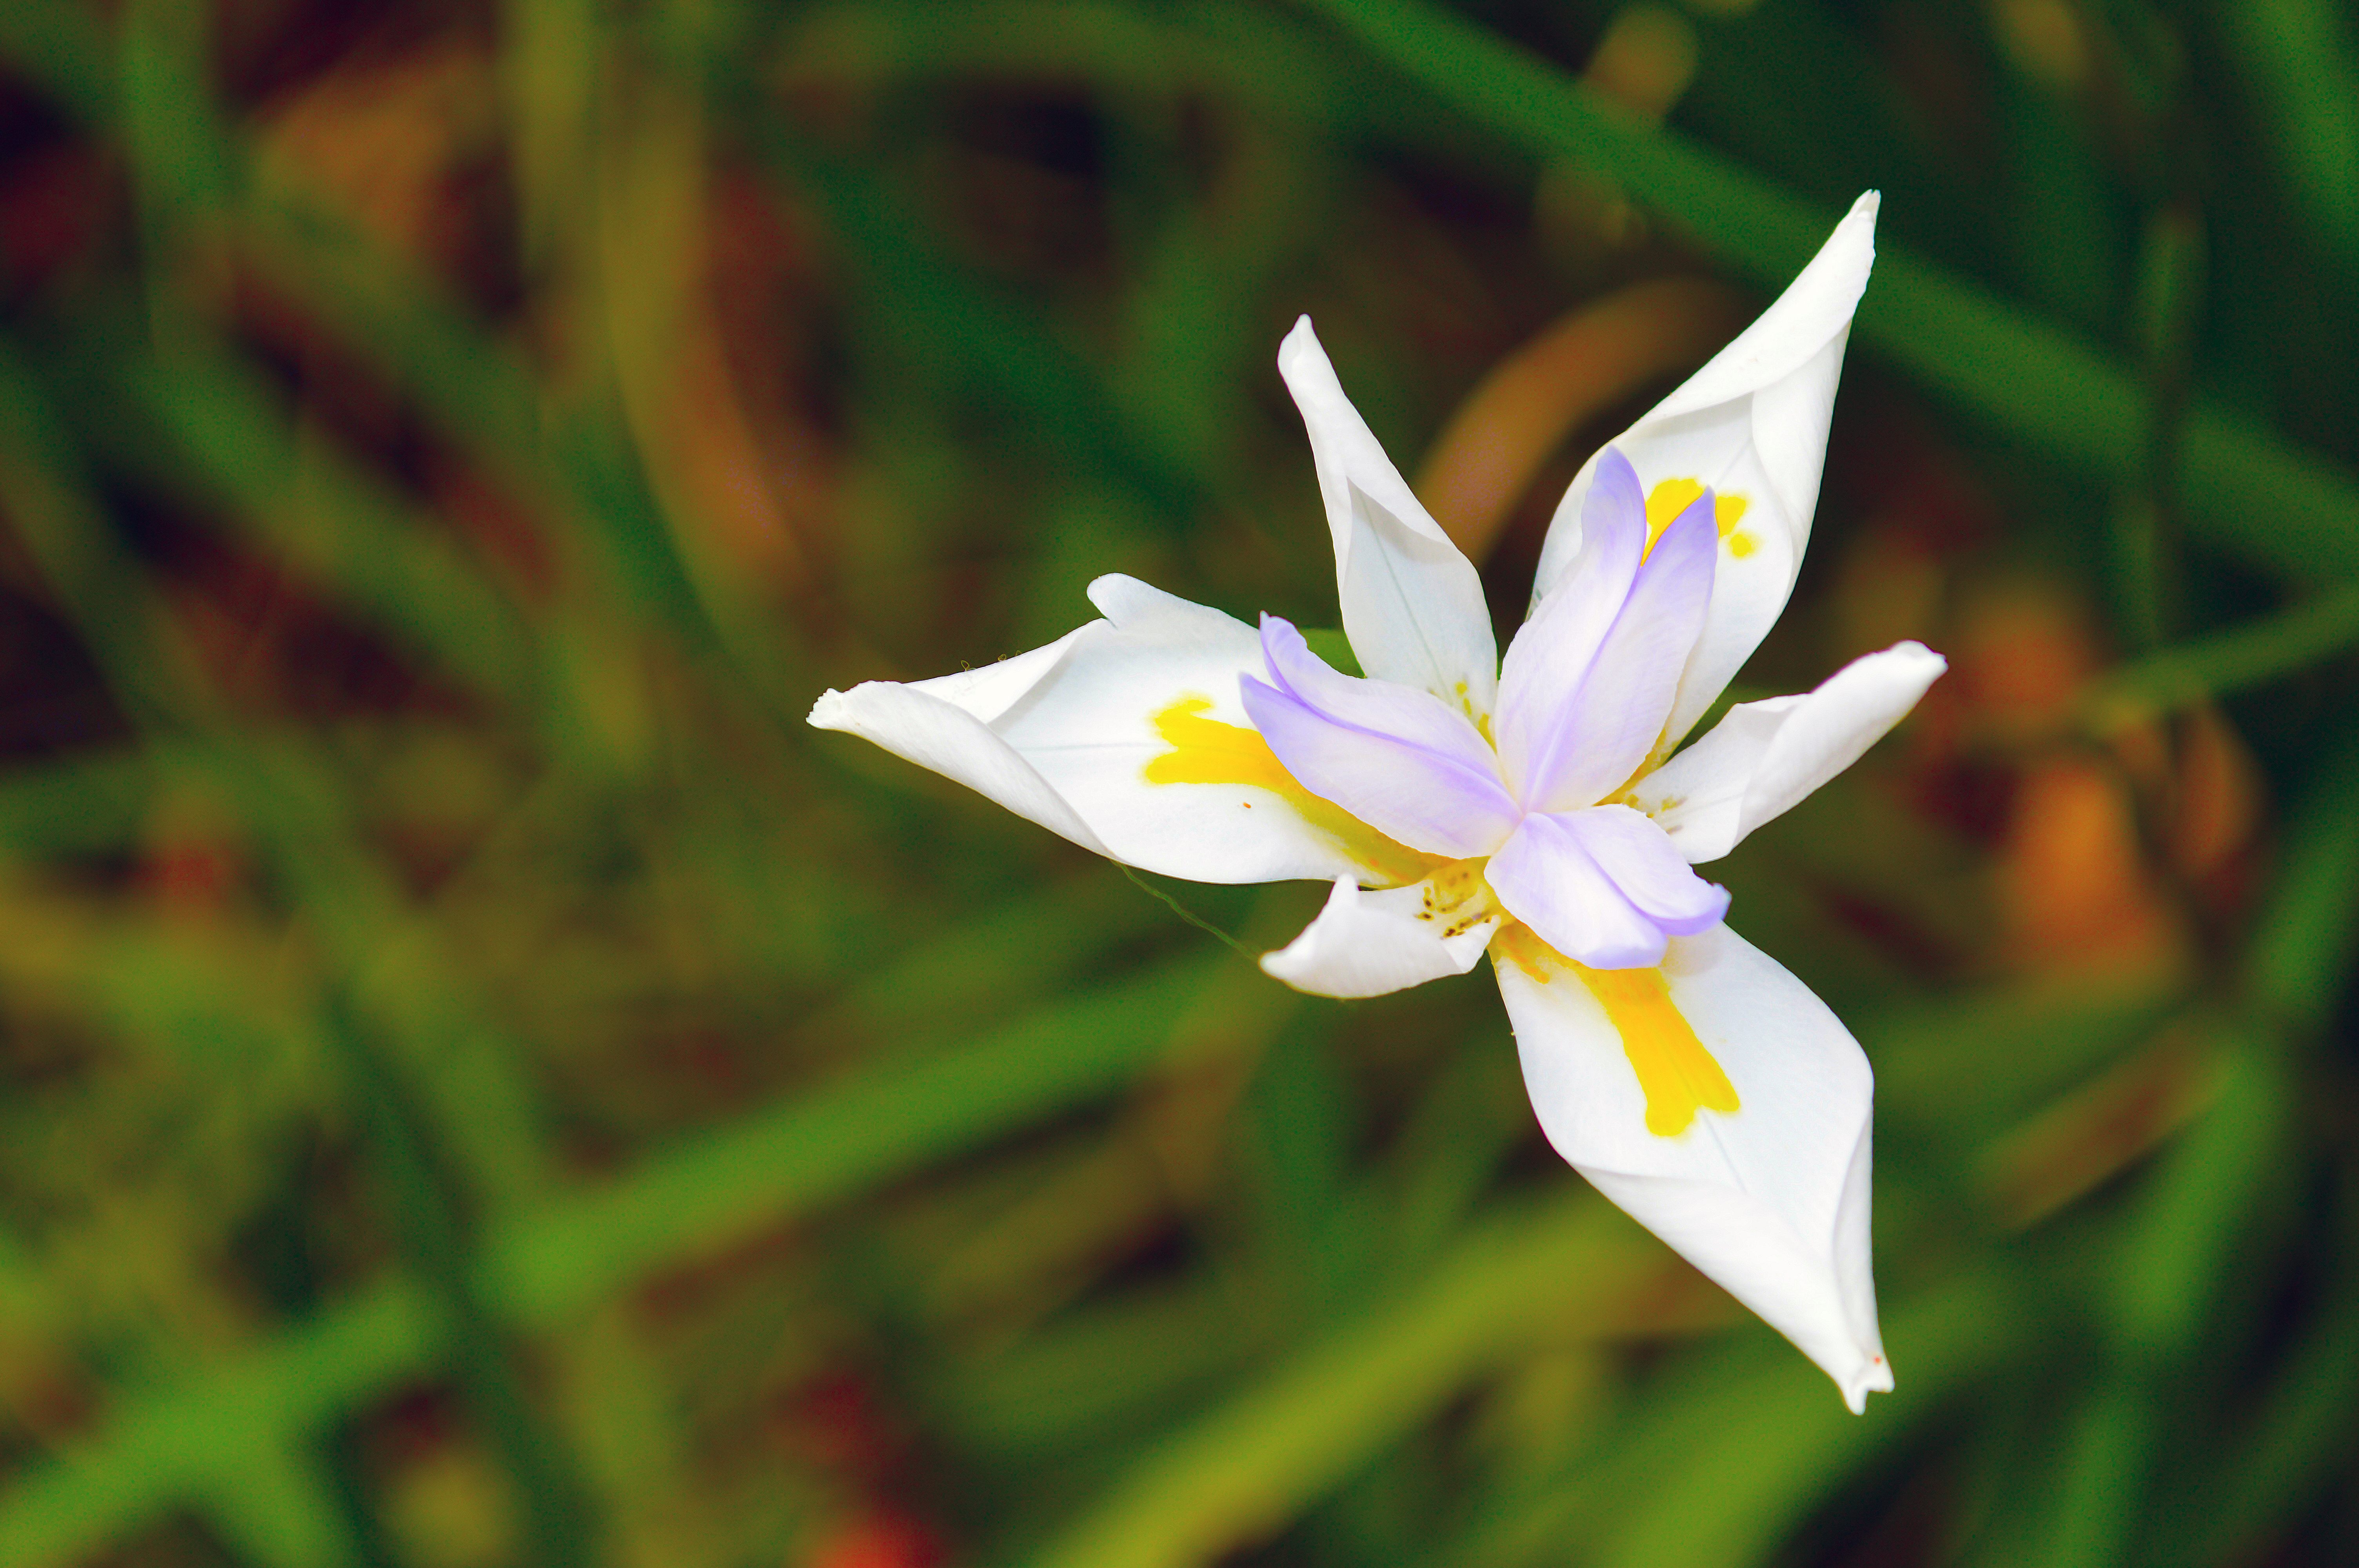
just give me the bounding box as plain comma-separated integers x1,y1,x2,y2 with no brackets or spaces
1841,1350,1896,1415
1826,191,1879,268
1277,313,1319,368
808,687,852,729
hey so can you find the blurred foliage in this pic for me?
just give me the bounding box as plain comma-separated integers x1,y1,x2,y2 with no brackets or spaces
0,0,2354,1565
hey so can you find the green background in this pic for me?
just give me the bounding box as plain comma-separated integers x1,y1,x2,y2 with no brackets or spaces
0,0,2355,1563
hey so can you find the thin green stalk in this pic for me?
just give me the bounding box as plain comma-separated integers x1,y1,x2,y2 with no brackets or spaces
1121,866,1260,961
2110,203,2205,654
2083,579,2359,730
320,996,601,1568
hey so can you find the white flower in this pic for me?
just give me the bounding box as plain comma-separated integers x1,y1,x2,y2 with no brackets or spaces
811,192,1940,1412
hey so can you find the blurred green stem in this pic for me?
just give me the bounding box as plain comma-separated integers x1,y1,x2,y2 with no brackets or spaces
2109,203,2204,654
1299,0,2359,587
321,996,601,1568
2084,577,2359,730
2214,0,2359,280
0,341,599,1567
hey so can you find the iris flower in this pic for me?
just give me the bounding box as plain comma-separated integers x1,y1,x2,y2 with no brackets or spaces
812,193,1941,1410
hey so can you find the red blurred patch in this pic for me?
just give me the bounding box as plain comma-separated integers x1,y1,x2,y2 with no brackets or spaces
805,1511,946,1568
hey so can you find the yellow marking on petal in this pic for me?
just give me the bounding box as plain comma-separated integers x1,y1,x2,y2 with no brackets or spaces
1644,477,1706,552
1575,963,1741,1136
1492,920,1559,984
1143,697,1439,884
1645,480,1752,556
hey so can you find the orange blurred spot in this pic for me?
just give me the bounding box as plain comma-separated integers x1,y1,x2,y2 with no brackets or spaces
1951,580,2103,740
1584,4,1701,121
1415,279,1752,565
1994,758,2180,981
2169,704,2262,895
255,34,498,270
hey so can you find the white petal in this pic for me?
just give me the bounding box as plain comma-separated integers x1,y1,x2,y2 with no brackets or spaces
811,575,1386,884
1532,193,1878,747
1261,874,1498,999
1637,641,1947,863
811,659,1111,856
1495,922,1890,1410
1278,318,1499,714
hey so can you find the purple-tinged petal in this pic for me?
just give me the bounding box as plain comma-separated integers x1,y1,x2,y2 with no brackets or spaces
1488,808,1727,968
1487,812,1668,969
1240,621,1519,860
1565,805,1730,933
1532,195,1878,748
1512,488,1717,813
1494,450,1647,793
1260,617,1503,763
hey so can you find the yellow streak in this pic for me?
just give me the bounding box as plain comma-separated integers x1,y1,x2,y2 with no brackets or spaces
1493,921,1741,1136
1142,698,1439,884
1643,479,1752,555
1577,963,1740,1136
1493,920,1559,984
1644,477,1706,549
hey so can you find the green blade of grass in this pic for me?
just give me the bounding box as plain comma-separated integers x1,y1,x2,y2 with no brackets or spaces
482,954,1235,1323
2215,0,2359,278
2246,729,2359,1031
2003,731,2359,1564
1019,1194,1660,1568
0,951,1251,1559
1297,0,2359,586
197,1446,366,1568
0,1283,442,1568
2085,580,2359,731
1419,1268,2033,1568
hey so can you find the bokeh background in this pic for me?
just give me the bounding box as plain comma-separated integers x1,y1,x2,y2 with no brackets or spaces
0,0,2355,1564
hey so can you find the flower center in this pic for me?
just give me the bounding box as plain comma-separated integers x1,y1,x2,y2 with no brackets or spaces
1147,694,1741,1138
